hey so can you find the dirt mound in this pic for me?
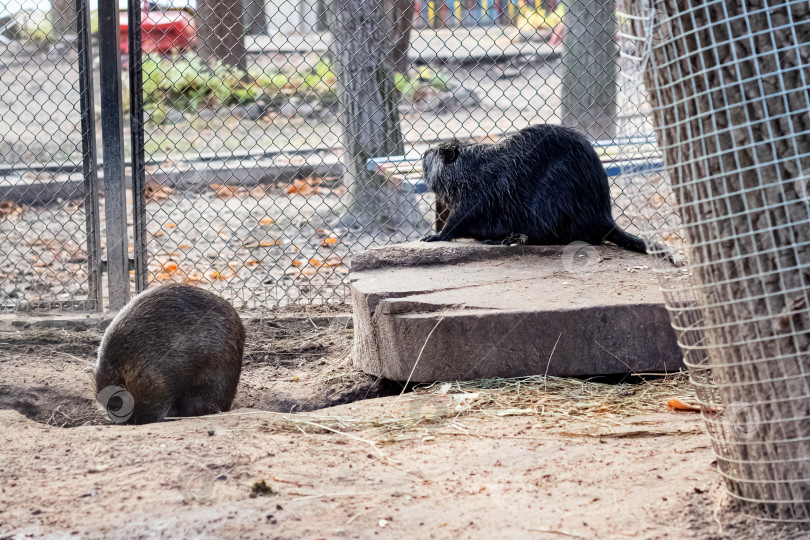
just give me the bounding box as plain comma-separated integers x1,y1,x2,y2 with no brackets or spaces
0,316,399,427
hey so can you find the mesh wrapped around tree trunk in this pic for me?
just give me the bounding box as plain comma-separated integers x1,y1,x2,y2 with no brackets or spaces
620,0,810,521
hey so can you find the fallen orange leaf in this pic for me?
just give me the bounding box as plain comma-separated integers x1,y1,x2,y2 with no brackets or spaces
309,258,322,267
667,397,701,412
283,178,315,196
292,260,304,267
259,217,275,226
211,184,244,199
324,255,344,266
144,185,173,201
244,259,261,267
0,200,21,218
208,270,232,281
178,244,192,250
321,236,339,246
155,271,172,281
163,261,179,273
165,222,177,228
260,240,281,247
185,270,205,284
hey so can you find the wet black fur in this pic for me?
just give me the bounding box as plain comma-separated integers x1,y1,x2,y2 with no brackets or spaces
421,124,678,263
95,283,245,424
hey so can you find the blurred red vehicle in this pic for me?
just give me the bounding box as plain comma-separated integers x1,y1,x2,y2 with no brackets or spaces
119,2,197,55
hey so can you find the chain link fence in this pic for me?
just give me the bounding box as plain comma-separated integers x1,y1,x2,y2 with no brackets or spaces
0,0,679,312
0,0,101,312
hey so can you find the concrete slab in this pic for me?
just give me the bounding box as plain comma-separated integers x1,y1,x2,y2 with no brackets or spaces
0,153,342,205
351,241,684,382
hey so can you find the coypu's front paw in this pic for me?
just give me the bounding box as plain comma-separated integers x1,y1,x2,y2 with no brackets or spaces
421,234,441,242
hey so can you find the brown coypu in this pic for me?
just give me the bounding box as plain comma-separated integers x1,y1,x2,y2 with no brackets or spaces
95,283,245,424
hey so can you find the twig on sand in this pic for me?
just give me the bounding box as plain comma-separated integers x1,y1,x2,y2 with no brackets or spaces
544,332,563,389
527,527,588,539
346,504,379,524
388,307,454,412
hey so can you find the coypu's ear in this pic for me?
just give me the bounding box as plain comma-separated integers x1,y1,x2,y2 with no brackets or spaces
435,139,461,164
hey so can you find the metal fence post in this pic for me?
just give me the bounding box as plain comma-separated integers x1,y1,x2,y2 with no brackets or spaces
76,0,102,311
129,0,148,294
99,0,131,310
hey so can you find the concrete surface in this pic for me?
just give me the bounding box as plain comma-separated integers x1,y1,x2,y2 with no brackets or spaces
247,27,560,65
351,241,684,381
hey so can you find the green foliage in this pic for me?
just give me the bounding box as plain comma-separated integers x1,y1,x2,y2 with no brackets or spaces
149,103,168,126
17,10,57,46
142,55,340,124
212,63,260,106
417,67,452,92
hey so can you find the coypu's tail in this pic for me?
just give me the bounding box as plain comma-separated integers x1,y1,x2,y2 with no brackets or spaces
604,228,683,266
604,228,648,254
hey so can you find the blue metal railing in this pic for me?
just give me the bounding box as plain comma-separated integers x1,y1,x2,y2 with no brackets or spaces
366,136,664,194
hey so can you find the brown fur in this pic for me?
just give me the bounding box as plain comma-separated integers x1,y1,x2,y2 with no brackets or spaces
95,283,245,424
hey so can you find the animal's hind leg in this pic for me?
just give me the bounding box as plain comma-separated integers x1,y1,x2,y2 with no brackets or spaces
173,370,237,417
172,393,222,417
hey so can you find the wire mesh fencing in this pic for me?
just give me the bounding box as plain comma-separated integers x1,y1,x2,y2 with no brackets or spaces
0,0,681,312
0,0,101,312
128,0,678,310
620,0,810,522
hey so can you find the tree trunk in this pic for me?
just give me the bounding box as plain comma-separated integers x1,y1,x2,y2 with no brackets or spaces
50,0,76,37
243,0,266,35
196,0,246,70
384,0,415,75
561,0,617,140
329,0,424,234
632,0,810,520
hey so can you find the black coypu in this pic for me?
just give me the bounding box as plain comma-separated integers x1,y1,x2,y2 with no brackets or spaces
421,124,681,265
95,283,245,424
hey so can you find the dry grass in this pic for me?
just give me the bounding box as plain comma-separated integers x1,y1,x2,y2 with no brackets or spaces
210,371,698,458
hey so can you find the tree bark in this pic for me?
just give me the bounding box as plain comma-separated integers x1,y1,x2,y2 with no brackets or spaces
384,0,415,75
631,0,810,520
561,0,617,140
329,0,424,233
196,0,246,70
50,0,77,37
243,0,266,35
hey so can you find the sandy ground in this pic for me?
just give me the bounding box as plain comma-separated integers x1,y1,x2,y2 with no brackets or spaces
1,322,809,539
